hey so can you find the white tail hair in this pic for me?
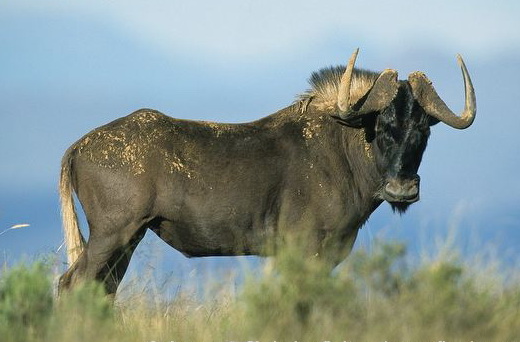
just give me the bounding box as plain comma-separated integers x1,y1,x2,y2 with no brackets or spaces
59,149,85,265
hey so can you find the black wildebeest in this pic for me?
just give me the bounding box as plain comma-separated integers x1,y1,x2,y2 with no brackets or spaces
58,49,476,296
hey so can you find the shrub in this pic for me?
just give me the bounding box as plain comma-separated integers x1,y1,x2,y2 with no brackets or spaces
1,239,519,341
0,262,53,342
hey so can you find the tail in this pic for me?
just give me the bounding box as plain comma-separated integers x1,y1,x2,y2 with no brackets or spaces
59,148,85,265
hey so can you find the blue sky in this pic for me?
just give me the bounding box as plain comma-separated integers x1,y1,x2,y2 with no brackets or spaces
1,1,519,285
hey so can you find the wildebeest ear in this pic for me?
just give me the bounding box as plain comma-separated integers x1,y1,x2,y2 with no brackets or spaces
333,69,396,129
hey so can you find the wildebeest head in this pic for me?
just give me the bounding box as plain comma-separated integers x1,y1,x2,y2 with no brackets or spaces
332,49,476,212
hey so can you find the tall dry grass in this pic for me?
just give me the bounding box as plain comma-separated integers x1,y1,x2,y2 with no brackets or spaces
0,237,519,342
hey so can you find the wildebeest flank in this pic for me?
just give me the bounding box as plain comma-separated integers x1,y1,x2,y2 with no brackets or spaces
59,49,476,296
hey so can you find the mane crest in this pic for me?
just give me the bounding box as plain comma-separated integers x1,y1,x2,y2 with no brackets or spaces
299,66,380,111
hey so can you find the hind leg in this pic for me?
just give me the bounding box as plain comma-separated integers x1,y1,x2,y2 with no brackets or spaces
59,220,147,297
91,225,147,296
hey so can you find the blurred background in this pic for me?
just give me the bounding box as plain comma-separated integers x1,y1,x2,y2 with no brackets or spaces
1,0,519,293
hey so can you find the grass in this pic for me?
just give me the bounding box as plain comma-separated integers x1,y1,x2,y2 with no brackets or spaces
1,238,519,342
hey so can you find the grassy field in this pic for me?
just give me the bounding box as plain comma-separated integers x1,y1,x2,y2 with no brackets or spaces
1,238,519,342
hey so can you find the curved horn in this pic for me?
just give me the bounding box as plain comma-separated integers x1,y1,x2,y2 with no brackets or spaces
408,54,476,129
357,69,399,113
337,48,359,112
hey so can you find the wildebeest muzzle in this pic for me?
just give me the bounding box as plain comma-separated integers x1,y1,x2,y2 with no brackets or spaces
383,175,420,204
